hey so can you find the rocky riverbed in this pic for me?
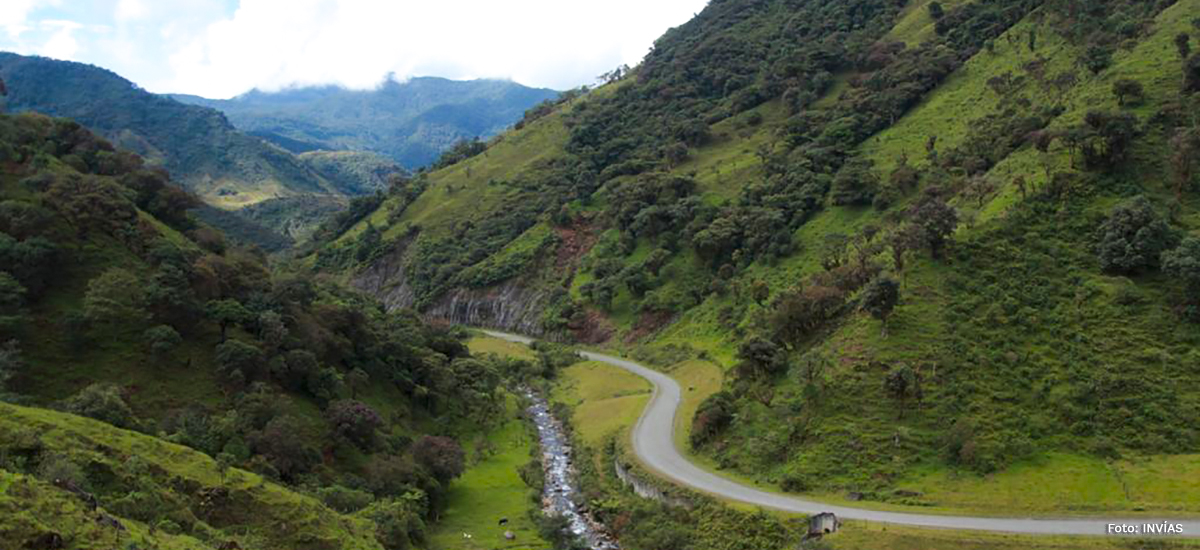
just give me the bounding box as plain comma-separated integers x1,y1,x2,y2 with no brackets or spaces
524,388,619,550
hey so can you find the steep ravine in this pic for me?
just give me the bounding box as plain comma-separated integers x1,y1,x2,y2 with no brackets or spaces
352,243,551,336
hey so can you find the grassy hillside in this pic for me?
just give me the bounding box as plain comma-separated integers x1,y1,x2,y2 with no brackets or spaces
315,0,1200,531
0,402,380,550
174,77,560,169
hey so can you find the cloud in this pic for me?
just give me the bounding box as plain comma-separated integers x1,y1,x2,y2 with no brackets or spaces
114,0,148,22
37,19,82,60
0,0,709,98
0,0,57,40
164,0,709,98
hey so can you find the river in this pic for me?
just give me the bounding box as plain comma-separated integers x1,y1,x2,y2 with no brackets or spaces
524,388,619,549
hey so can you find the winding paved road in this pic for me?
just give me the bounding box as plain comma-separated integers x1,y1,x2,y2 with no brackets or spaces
484,330,1200,537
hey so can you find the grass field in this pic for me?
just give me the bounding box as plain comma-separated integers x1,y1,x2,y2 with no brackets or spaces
430,336,551,549
428,400,550,550
551,360,651,448
467,335,538,361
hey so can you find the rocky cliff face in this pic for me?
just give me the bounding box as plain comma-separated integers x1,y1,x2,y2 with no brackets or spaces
353,241,552,337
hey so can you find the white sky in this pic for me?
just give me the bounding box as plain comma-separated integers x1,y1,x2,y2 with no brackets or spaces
0,0,710,98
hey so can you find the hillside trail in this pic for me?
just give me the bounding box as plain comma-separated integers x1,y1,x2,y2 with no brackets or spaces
483,330,1200,538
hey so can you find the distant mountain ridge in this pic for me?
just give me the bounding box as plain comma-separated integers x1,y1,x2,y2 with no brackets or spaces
172,77,560,168
0,52,349,209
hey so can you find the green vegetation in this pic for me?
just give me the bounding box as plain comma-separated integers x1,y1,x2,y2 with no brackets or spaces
12,0,1200,546
0,113,546,548
313,0,1200,533
0,402,380,549
427,400,550,550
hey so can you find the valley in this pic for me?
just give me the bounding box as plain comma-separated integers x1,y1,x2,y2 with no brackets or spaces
5,0,1200,548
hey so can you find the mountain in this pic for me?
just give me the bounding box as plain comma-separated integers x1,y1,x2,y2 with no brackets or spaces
0,52,409,250
172,77,561,168
315,0,1200,534
0,111,543,549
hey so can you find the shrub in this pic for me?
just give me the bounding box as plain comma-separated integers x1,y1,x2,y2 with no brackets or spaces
248,415,319,480
60,382,136,428
1096,196,1174,273
317,484,374,513
143,325,181,358
326,399,384,451
690,391,735,447
411,435,465,484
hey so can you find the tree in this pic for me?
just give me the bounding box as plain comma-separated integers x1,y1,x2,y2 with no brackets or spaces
690,391,735,448
883,365,914,419
0,272,26,335
928,1,944,20
750,279,769,306
1186,54,1200,94
861,277,900,337
1097,196,1175,273
0,340,22,395
0,233,56,298
347,368,370,399
326,399,383,451
216,452,236,485
1077,111,1139,171
83,268,148,326
45,175,138,237
831,159,879,206
258,310,288,352
355,222,382,262
412,435,465,484
1162,237,1200,305
888,224,924,275
770,285,845,344
1082,44,1112,75
215,339,265,386
1171,128,1200,210
736,336,787,379
271,349,319,392
1112,79,1144,107
143,325,181,358
206,299,251,342
249,415,319,480
1177,33,1192,60
644,249,671,276
910,195,958,259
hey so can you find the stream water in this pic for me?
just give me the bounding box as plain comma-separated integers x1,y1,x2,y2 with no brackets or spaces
523,388,619,550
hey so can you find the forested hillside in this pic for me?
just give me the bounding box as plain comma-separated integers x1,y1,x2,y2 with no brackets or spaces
174,77,561,169
0,53,409,250
0,112,541,549
322,0,1200,518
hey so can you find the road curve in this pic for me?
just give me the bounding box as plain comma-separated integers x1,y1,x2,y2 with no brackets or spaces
483,330,1200,537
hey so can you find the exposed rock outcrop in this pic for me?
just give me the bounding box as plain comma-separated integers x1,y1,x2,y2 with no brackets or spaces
353,240,552,337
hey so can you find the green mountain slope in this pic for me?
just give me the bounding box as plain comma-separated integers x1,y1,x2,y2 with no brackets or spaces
0,53,337,207
172,77,560,169
0,112,546,548
0,53,413,250
321,0,1200,520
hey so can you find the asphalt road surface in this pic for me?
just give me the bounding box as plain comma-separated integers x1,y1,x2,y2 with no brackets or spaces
483,330,1200,537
